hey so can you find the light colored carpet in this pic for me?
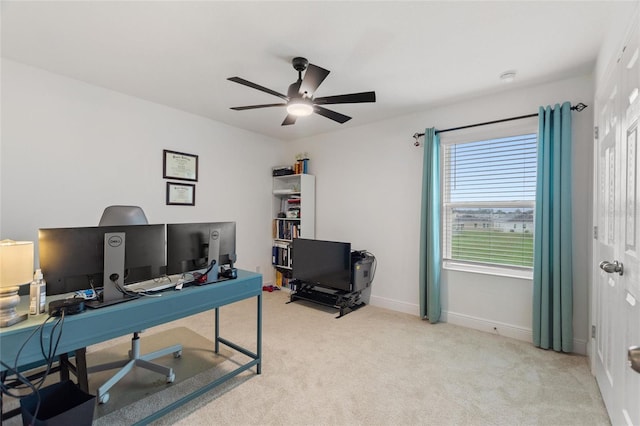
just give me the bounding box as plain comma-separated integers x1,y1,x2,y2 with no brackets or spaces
4,290,610,425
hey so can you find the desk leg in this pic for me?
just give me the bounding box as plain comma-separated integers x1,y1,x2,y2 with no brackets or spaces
214,307,220,354
58,349,88,392
257,293,262,374
59,353,70,382
0,371,5,421
75,348,89,392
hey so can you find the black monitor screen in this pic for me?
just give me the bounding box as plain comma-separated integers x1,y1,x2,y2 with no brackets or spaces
292,238,351,292
38,224,165,295
166,222,236,275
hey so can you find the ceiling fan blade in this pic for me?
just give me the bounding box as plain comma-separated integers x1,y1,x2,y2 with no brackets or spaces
281,115,297,126
230,103,287,111
314,106,352,124
314,91,376,105
227,77,289,101
298,64,330,97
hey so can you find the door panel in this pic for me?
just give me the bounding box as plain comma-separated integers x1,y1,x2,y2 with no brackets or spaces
620,21,640,426
594,16,640,426
594,83,620,413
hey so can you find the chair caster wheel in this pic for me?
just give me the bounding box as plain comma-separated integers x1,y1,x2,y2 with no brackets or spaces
99,393,110,404
167,372,175,383
174,350,182,358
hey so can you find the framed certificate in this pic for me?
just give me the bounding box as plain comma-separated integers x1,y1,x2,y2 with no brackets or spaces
163,149,198,182
166,182,195,206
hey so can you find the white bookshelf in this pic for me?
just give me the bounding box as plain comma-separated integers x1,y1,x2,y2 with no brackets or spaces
272,174,315,282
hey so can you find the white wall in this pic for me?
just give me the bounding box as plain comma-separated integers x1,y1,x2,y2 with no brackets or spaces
0,59,287,277
287,74,594,353
595,1,640,85
1,58,596,354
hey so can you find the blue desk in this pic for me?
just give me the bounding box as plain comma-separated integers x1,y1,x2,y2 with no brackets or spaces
0,269,262,424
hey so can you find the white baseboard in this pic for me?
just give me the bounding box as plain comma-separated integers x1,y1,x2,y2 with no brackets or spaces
573,338,588,356
442,310,533,342
442,310,587,355
369,295,420,316
309,293,589,355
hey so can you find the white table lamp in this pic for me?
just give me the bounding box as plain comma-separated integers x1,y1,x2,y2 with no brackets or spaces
0,240,34,327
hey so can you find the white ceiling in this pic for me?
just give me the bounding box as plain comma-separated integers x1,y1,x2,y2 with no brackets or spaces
1,1,634,141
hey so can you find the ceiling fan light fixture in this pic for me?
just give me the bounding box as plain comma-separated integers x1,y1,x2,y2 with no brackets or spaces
499,70,517,83
286,99,314,117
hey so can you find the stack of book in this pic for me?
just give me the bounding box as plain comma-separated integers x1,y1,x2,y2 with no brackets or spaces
275,220,299,240
286,196,301,218
275,269,295,288
272,242,291,268
293,158,309,174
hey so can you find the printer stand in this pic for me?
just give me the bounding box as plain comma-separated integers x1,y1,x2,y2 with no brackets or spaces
288,282,365,318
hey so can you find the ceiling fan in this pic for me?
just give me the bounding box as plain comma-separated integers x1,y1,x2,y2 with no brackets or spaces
227,57,376,126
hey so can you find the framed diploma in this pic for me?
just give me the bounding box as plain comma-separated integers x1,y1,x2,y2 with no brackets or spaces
166,182,195,206
163,149,198,182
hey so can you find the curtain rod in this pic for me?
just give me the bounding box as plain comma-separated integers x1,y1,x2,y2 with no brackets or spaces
412,102,588,142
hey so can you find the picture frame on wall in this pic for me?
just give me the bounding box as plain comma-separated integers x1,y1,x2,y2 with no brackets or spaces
166,182,195,206
163,149,198,182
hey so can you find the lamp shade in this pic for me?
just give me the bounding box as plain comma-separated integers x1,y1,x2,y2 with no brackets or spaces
0,240,34,288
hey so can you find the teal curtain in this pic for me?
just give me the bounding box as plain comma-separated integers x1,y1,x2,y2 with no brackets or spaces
419,128,441,323
533,102,573,352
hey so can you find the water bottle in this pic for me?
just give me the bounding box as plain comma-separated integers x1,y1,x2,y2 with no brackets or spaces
29,269,46,315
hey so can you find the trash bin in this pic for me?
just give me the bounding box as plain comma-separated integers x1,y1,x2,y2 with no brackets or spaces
20,380,95,426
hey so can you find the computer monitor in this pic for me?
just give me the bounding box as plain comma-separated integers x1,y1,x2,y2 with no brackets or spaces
292,238,352,292
38,224,165,296
166,222,236,276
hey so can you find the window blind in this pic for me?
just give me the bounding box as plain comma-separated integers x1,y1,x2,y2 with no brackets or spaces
442,133,537,268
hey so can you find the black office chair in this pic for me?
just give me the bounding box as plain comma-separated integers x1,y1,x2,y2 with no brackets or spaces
87,205,182,404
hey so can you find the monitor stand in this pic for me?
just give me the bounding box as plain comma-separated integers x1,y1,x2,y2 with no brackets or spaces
206,227,221,282
288,282,365,319
86,232,138,309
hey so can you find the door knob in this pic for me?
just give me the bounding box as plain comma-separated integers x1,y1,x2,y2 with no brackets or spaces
629,346,640,374
599,260,624,276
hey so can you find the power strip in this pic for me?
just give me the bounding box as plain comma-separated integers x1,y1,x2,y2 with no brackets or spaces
49,299,85,316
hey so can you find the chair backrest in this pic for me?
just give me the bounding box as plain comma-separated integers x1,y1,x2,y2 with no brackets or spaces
99,205,149,226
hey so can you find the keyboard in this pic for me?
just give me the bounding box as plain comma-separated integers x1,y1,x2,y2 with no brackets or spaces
124,276,179,293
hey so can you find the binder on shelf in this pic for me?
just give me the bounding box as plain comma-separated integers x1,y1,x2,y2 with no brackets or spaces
272,241,290,267
272,165,294,176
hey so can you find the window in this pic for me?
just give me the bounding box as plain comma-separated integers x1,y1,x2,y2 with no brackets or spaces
441,126,537,272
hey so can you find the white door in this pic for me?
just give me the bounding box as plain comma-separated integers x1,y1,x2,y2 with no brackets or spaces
594,59,623,424
593,19,640,426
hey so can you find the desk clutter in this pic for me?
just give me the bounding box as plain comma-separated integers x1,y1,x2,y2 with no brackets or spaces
34,221,237,309
0,271,263,424
0,217,262,424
